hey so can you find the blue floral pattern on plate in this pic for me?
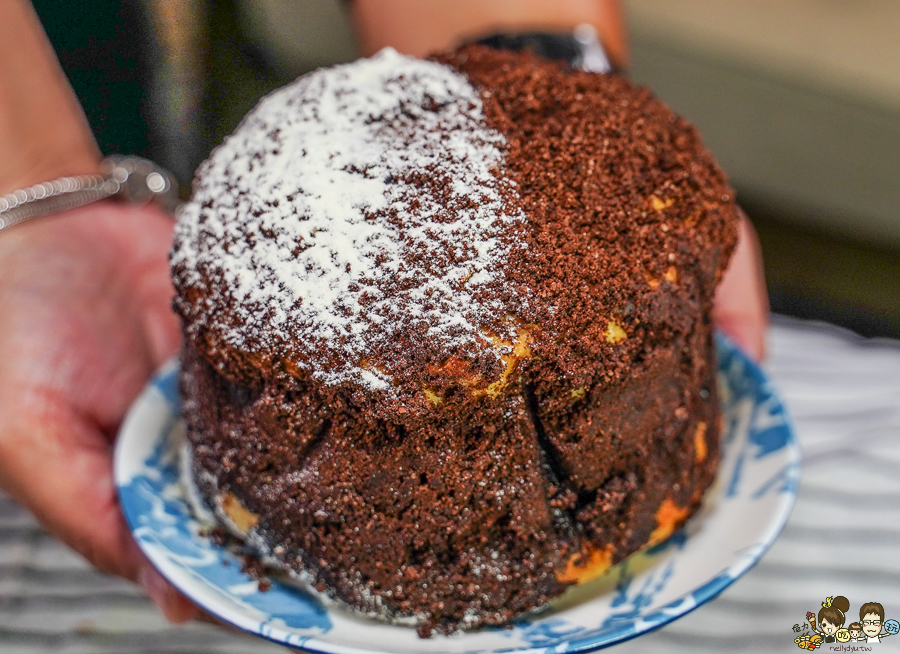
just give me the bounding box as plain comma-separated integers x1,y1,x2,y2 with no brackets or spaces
114,334,799,653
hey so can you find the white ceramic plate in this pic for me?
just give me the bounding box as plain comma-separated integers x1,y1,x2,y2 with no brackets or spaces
115,334,799,653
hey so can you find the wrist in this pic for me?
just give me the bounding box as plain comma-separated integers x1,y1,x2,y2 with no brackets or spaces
3,147,102,197
1,157,180,233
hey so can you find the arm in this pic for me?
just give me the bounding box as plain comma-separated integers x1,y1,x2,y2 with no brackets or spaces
351,0,628,69
0,0,101,192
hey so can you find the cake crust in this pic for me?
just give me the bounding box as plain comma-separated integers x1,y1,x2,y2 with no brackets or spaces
172,45,738,636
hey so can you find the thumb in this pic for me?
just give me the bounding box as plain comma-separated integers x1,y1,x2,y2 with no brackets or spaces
0,399,197,622
714,211,769,362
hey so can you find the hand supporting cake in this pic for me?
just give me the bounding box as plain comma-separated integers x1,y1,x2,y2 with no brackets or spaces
171,45,738,636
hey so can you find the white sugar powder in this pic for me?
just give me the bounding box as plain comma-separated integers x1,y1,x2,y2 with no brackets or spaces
173,48,524,390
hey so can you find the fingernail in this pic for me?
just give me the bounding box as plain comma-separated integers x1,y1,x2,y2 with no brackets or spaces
139,565,198,623
139,565,170,612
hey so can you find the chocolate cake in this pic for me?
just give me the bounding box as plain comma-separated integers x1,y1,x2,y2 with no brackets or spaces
171,45,738,636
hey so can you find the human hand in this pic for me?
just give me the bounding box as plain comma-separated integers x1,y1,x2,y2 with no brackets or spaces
0,202,197,622
714,211,769,362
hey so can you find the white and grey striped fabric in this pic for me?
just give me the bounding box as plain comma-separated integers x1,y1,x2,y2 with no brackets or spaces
1,315,898,653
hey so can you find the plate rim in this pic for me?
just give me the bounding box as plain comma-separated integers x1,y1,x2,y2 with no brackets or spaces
114,334,800,654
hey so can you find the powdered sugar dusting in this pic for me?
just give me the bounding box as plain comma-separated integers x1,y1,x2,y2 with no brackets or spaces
173,48,525,390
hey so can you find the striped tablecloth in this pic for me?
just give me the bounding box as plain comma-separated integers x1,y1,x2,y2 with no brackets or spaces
2,316,898,653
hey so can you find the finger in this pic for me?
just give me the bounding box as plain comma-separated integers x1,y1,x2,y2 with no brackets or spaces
139,565,200,623
195,608,247,633
713,211,769,361
0,394,198,622
97,203,181,368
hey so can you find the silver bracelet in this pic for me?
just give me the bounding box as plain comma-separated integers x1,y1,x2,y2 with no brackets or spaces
0,156,181,232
